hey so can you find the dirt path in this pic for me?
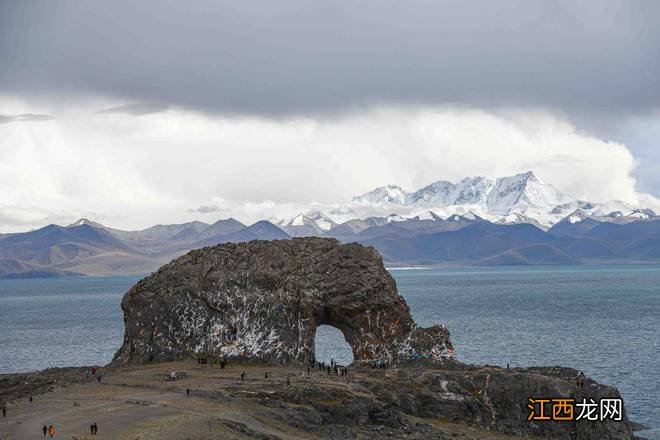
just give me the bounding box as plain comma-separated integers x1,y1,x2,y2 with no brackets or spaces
1,365,314,440
4,384,174,439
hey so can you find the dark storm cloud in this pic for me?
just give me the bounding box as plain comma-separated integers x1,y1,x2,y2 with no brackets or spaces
1,0,659,116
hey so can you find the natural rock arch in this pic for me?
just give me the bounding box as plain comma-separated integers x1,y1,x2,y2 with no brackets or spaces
113,237,452,365
313,324,353,365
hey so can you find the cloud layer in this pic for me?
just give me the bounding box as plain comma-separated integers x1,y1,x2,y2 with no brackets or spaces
0,101,656,231
1,1,659,116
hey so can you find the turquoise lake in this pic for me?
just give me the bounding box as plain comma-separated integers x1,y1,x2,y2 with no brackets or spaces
0,265,658,438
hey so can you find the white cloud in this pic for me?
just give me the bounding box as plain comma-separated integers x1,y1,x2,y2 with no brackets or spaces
0,99,657,232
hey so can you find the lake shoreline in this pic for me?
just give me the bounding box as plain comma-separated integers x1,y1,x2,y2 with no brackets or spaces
2,261,660,281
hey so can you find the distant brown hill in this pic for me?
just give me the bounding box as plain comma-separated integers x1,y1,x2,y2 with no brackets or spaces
1,214,660,278
0,219,289,277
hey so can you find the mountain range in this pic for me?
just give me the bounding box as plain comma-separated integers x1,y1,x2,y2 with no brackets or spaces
347,171,638,227
1,171,658,277
0,218,287,278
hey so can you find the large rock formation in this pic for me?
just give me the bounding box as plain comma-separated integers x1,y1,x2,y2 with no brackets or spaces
114,237,453,365
110,237,636,439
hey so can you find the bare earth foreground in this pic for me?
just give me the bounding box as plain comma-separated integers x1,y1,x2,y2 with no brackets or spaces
0,360,538,440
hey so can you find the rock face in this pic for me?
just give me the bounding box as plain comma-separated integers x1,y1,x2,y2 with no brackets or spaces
114,237,453,365
375,363,634,440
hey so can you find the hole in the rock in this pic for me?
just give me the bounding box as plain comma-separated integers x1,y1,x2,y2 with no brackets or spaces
314,324,354,366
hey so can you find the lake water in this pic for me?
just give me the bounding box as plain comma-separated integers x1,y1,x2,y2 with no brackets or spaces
0,266,658,438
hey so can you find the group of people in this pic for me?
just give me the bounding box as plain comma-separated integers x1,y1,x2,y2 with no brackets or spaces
85,367,103,383
40,422,97,436
370,359,390,370
233,356,352,385
41,424,55,437
308,357,350,376
197,355,230,368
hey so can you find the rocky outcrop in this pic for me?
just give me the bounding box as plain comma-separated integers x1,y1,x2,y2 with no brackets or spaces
112,237,636,439
365,362,634,440
253,362,634,440
114,237,453,365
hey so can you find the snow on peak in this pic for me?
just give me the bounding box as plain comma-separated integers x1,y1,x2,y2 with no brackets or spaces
386,213,407,223
67,218,104,228
565,210,589,224
626,209,655,219
413,211,442,221
486,171,570,212
462,211,479,220
352,184,408,205
278,211,337,231
290,214,307,226
304,210,337,231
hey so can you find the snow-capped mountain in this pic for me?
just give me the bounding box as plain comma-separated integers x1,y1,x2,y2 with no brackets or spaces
272,172,656,231
349,171,640,227
627,208,656,219
66,218,107,228
304,211,338,231
352,185,408,205
567,208,657,225
492,212,546,230
385,213,407,223
411,211,444,222
566,209,590,224
353,172,571,214
276,211,338,237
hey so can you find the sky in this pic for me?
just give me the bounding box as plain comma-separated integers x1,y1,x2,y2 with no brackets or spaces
0,0,659,231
